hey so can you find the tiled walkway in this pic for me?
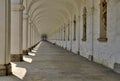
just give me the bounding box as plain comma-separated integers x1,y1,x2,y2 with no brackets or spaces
0,41,120,81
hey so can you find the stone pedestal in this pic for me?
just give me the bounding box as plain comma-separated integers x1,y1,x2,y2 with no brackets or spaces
0,63,12,76
23,50,28,55
11,54,23,62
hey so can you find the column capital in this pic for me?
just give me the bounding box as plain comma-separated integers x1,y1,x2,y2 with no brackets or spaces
11,4,25,11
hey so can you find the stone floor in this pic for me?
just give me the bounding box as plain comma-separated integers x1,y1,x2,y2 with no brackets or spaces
0,41,120,81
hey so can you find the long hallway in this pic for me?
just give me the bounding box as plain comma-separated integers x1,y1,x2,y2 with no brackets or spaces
0,41,120,81
1,0,120,80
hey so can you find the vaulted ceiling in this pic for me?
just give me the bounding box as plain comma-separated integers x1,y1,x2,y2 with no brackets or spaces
24,0,82,36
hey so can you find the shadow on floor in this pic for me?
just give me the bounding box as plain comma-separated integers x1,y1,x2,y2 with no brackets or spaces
0,41,120,81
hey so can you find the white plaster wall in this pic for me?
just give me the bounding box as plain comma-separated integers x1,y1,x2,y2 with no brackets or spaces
79,0,93,59
115,1,120,64
92,0,120,69
48,0,120,70
72,21,78,54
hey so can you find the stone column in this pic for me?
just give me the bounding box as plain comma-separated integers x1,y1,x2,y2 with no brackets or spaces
11,0,24,61
31,24,35,47
30,24,32,47
31,26,33,46
70,20,73,51
0,0,12,76
27,21,31,50
33,28,35,45
31,25,35,48
23,14,28,54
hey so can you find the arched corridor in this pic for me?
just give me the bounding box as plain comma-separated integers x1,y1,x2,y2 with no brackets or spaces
0,0,120,81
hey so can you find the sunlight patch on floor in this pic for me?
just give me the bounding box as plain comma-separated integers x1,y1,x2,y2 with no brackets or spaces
23,56,33,63
11,63,27,80
31,50,37,53
28,52,36,56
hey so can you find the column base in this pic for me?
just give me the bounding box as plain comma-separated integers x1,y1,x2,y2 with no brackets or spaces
0,63,12,76
27,48,32,52
23,50,28,55
11,54,23,62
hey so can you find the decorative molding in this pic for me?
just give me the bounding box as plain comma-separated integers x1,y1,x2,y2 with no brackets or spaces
11,4,25,11
23,14,29,19
82,38,87,42
82,7,87,42
73,20,76,41
98,0,107,42
98,37,108,42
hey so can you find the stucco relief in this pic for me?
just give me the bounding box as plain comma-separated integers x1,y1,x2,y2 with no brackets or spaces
82,7,87,41
98,0,108,42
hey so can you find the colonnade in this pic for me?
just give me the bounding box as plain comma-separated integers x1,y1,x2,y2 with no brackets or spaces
0,0,120,76
0,0,40,76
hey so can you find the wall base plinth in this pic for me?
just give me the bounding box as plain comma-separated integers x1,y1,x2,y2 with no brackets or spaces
88,55,94,61
114,63,120,74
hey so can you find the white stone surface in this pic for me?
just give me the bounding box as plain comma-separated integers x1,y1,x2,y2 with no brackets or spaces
0,0,11,64
11,0,23,54
48,0,120,70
